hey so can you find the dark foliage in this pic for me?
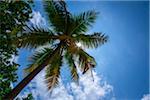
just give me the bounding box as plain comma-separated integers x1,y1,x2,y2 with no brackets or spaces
0,0,32,99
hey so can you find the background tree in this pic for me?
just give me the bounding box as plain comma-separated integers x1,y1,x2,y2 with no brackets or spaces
5,0,108,99
0,0,32,99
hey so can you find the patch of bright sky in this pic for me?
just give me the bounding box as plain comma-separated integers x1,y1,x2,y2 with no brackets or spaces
16,1,149,100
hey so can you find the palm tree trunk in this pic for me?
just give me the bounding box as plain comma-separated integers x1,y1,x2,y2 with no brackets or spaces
4,44,62,100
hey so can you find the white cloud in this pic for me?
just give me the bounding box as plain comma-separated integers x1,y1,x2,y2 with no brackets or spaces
68,70,113,100
30,11,47,27
19,69,114,100
141,94,150,100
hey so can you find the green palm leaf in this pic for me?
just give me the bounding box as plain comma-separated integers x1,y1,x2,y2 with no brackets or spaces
74,32,108,48
65,51,79,82
14,25,57,49
45,52,63,90
66,45,96,74
77,48,96,74
25,48,53,73
43,0,69,33
69,10,99,34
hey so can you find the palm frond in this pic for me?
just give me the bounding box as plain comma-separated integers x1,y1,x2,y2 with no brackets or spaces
77,49,96,74
74,32,108,48
25,48,53,73
43,0,69,33
45,53,63,90
69,10,99,34
65,51,79,82
14,25,57,49
66,45,96,74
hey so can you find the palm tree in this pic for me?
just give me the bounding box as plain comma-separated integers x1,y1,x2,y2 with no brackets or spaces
5,0,108,99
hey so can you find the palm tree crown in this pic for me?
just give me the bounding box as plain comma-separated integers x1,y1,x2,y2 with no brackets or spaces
17,0,108,90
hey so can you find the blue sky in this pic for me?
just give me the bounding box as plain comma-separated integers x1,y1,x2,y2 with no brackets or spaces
16,1,149,100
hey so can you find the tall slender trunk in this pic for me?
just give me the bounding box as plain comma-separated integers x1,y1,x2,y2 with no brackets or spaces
4,44,62,100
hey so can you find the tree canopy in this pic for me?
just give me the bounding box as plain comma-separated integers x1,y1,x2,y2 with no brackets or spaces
0,0,32,99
